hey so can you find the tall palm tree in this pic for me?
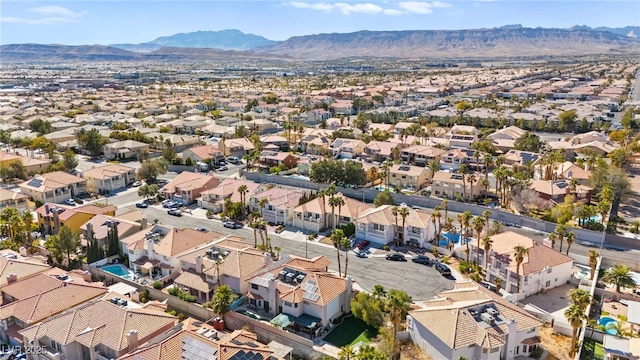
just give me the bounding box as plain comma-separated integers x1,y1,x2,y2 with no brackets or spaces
214,257,223,286
335,195,346,231
237,185,248,209
441,199,449,223
340,236,351,278
339,345,356,360
21,210,34,252
398,206,410,246
430,210,439,243
442,218,454,249
555,224,566,253
483,154,493,181
459,211,473,262
514,245,529,293
258,197,268,217
459,164,469,200
568,288,591,311
494,277,502,293
481,235,493,279
482,210,491,231
473,216,485,264
602,264,637,293
565,231,575,256
547,231,556,250
588,250,599,280
386,289,412,360
565,303,585,358
330,229,345,277
473,150,481,172
318,189,328,230
391,206,399,244
328,195,345,231
210,285,238,319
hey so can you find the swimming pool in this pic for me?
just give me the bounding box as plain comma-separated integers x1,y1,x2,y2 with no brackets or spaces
289,175,310,181
102,264,135,281
599,317,619,335
438,232,472,248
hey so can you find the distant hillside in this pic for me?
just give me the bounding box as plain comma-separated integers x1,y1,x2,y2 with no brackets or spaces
258,28,640,59
0,44,290,63
110,29,278,52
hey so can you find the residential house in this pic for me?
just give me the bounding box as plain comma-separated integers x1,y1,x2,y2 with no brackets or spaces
471,231,573,301
363,141,398,163
292,193,371,232
0,255,51,290
440,149,481,171
354,205,436,247
19,299,176,360
0,189,29,212
182,145,225,164
175,235,271,302
258,150,298,170
161,171,220,206
534,161,591,185
298,131,331,155
503,150,541,171
388,164,429,191
0,269,98,305
261,135,290,151
529,179,592,204
432,171,481,200
249,187,305,225
401,145,446,167
0,151,49,175
121,224,223,281
36,203,116,235
198,178,260,213
246,118,278,133
601,334,640,360
81,215,147,259
296,155,323,176
329,139,366,159
19,171,88,204
103,140,150,160
488,126,527,153
83,164,136,194
445,125,480,149
408,281,543,360
0,282,107,346
245,255,352,328
217,138,255,158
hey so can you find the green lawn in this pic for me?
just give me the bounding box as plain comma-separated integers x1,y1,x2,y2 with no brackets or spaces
322,316,378,347
581,338,604,360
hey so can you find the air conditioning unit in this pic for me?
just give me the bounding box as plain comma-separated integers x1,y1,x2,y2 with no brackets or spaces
278,271,288,280
285,273,295,282
295,274,305,283
481,313,495,325
486,308,499,317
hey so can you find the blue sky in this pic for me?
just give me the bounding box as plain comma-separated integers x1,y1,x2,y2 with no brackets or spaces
1,1,638,45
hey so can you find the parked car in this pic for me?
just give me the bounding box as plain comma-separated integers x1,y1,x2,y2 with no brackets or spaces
412,255,431,265
64,198,76,206
194,227,208,232
162,200,174,208
223,221,242,229
435,263,451,276
218,166,228,171
132,181,142,187
167,209,182,216
135,202,148,208
385,253,407,262
356,240,370,250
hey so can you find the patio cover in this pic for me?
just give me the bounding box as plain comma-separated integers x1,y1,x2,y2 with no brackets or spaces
270,313,293,328
270,313,321,329
603,334,631,358
627,300,640,325
296,314,321,329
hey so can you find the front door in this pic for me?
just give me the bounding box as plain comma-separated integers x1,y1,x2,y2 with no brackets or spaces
263,301,269,312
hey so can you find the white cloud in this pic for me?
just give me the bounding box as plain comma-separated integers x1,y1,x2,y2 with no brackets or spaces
2,6,86,25
398,2,433,14
28,6,83,18
334,2,383,14
0,16,78,25
431,1,452,8
289,2,333,11
383,9,406,15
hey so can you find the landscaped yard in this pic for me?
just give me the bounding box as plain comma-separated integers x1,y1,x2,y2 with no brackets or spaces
322,316,378,347
581,338,604,360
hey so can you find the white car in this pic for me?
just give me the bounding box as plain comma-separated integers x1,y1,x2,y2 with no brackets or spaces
65,198,76,206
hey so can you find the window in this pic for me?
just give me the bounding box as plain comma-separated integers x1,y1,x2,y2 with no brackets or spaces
411,227,420,234
545,280,551,287
294,303,298,308
251,284,259,290
284,301,292,307
528,327,536,333
50,340,61,352
373,224,385,231
547,267,552,273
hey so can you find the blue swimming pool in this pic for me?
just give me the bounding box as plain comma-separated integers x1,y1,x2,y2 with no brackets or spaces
438,232,472,248
599,317,619,335
289,175,310,181
102,264,135,281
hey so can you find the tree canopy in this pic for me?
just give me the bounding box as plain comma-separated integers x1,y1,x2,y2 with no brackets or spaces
513,131,544,152
373,190,396,207
45,225,81,267
77,128,108,157
310,159,367,188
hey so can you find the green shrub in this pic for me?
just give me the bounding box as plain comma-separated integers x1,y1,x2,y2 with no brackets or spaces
184,157,193,166
383,245,390,251
530,347,543,359
74,198,84,204
140,289,150,303
153,281,163,290
166,309,177,316
177,313,186,321
168,287,180,296
458,260,472,274
341,222,356,237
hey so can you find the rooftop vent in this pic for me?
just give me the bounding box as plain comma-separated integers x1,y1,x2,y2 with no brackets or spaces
481,312,495,325
486,308,499,317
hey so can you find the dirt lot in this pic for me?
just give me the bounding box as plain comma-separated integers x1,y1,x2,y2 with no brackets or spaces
540,323,572,360
400,342,432,360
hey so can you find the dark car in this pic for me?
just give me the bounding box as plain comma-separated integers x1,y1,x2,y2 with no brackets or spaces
385,253,407,262
435,263,451,275
356,240,370,250
167,209,182,216
412,255,431,265
135,202,148,208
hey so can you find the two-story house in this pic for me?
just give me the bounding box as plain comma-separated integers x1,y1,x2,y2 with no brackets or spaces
258,151,298,170
292,193,371,232
432,171,481,200
354,205,436,247
19,171,88,204
82,164,136,194
408,281,543,360
487,126,527,153
81,215,146,261
297,131,332,155
249,187,304,225
445,125,480,149
363,141,398,163
471,231,573,302
529,180,592,204
19,299,177,360
103,140,150,160
503,150,541,171
401,145,446,167
245,255,352,329
388,164,429,191
0,189,29,212
440,149,483,171
198,178,260,213
217,138,255,158
329,139,366,159
260,135,290,151
161,171,220,206
36,203,116,235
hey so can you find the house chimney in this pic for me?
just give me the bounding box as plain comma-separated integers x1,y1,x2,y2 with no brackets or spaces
81,270,92,282
126,330,139,352
6,273,17,284
195,255,203,274
140,217,148,230
130,291,140,303
263,252,272,266
52,209,60,232
86,223,94,241
345,275,353,299
45,204,50,214
146,238,155,261
19,247,27,257
505,319,518,358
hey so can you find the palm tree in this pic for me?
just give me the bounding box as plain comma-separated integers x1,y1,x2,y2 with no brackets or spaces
473,150,481,172
483,154,493,181
588,250,599,280
398,206,410,246
494,277,503,293
330,229,345,277
329,195,345,231
467,174,477,201
473,216,485,264
237,185,248,209
372,285,387,299
565,303,585,358
459,164,469,200
602,264,637,293
210,285,238,319
565,231,575,256
340,236,351,278
274,246,281,259
318,189,328,230
459,211,473,262
481,235,493,279
258,197,268,217
328,195,340,230
514,245,529,293
568,288,591,311
339,345,356,360
442,199,449,223
482,210,491,231
555,224,566,253
442,218,454,249
548,232,556,250
214,257,223,286
250,215,259,248
391,206,399,244
21,210,34,252
430,210,439,243
386,289,412,360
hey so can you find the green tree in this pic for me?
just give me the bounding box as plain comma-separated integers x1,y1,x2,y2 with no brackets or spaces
567,288,591,311
106,222,120,257
330,229,346,276
210,285,238,318
588,250,599,280
29,118,54,135
386,289,412,360
353,113,369,132
62,148,79,173
513,131,544,152
355,345,386,360
589,159,631,217
77,128,107,157
0,161,27,182
602,264,637,293
373,189,395,207
565,303,585,357
137,159,168,183
514,245,528,293
558,110,578,132
45,225,81,267
351,291,384,328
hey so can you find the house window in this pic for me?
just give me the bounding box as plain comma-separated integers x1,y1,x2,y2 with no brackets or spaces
411,227,420,234
50,340,61,352
295,303,298,308
284,301,292,307
251,284,259,290
547,267,552,273
545,280,551,287
373,224,385,231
